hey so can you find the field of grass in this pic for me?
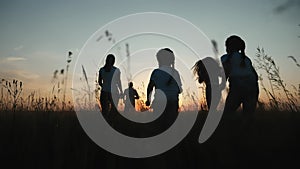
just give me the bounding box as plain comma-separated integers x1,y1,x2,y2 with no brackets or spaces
0,109,299,169
0,46,299,168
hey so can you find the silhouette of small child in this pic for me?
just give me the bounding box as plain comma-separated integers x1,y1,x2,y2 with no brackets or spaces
146,48,182,129
221,35,259,136
123,82,139,113
221,35,259,114
193,57,225,111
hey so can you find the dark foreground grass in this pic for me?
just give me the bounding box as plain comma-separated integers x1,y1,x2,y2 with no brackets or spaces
0,110,299,169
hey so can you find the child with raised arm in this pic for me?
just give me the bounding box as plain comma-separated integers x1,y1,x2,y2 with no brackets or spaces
146,48,182,129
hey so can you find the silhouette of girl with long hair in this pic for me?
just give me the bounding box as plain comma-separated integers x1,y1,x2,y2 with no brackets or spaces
221,35,259,129
193,57,225,111
98,54,123,122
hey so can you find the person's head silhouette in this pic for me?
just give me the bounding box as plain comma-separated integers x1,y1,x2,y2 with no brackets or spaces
128,82,133,88
225,35,246,67
104,54,115,72
156,48,175,67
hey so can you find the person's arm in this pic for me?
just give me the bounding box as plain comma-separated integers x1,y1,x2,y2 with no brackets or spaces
219,66,226,90
221,55,230,80
98,69,103,87
249,59,259,81
174,70,183,94
134,89,139,99
222,61,230,80
146,80,155,106
177,73,183,94
123,89,127,100
116,69,123,95
253,66,258,81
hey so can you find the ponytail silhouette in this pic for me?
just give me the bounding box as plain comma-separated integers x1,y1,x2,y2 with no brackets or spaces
225,35,247,69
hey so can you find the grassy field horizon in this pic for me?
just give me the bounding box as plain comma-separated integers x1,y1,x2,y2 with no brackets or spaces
1,1,299,168
0,109,299,169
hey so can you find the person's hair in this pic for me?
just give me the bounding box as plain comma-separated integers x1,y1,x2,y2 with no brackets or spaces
156,48,175,68
225,35,246,67
192,60,207,83
128,82,133,88
156,48,176,85
104,54,115,72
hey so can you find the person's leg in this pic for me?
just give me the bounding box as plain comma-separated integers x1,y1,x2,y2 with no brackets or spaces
242,90,258,114
206,83,212,110
222,89,243,138
241,82,259,117
207,84,222,111
100,91,109,118
162,99,181,168
218,90,242,168
130,98,135,112
241,88,258,133
124,101,129,113
221,89,242,134
223,90,242,118
109,93,119,126
163,99,179,130
131,99,136,111
235,88,258,167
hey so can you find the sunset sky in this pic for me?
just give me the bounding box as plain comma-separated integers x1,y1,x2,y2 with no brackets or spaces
0,0,299,102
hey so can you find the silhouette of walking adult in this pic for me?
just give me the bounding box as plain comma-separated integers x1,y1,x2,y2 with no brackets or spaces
123,82,139,113
98,54,123,123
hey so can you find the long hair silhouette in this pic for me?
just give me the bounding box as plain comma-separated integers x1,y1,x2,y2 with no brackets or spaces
104,54,115,72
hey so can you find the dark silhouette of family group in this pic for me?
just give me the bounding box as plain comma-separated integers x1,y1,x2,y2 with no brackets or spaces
98,35,259,134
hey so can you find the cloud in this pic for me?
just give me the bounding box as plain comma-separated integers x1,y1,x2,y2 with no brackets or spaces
5,70,40,80
273,0,300,14
0,56,27,63
15,71,40,80
6,57,27,62
14,45,24,51
0,70,48,92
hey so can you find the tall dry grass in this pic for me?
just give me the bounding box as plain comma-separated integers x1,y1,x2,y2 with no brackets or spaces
1,34,299,113
254,47,299,112
0,79,23,111
0,51,74,112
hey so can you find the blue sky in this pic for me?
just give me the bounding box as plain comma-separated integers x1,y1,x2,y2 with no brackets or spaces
0,0,299,96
